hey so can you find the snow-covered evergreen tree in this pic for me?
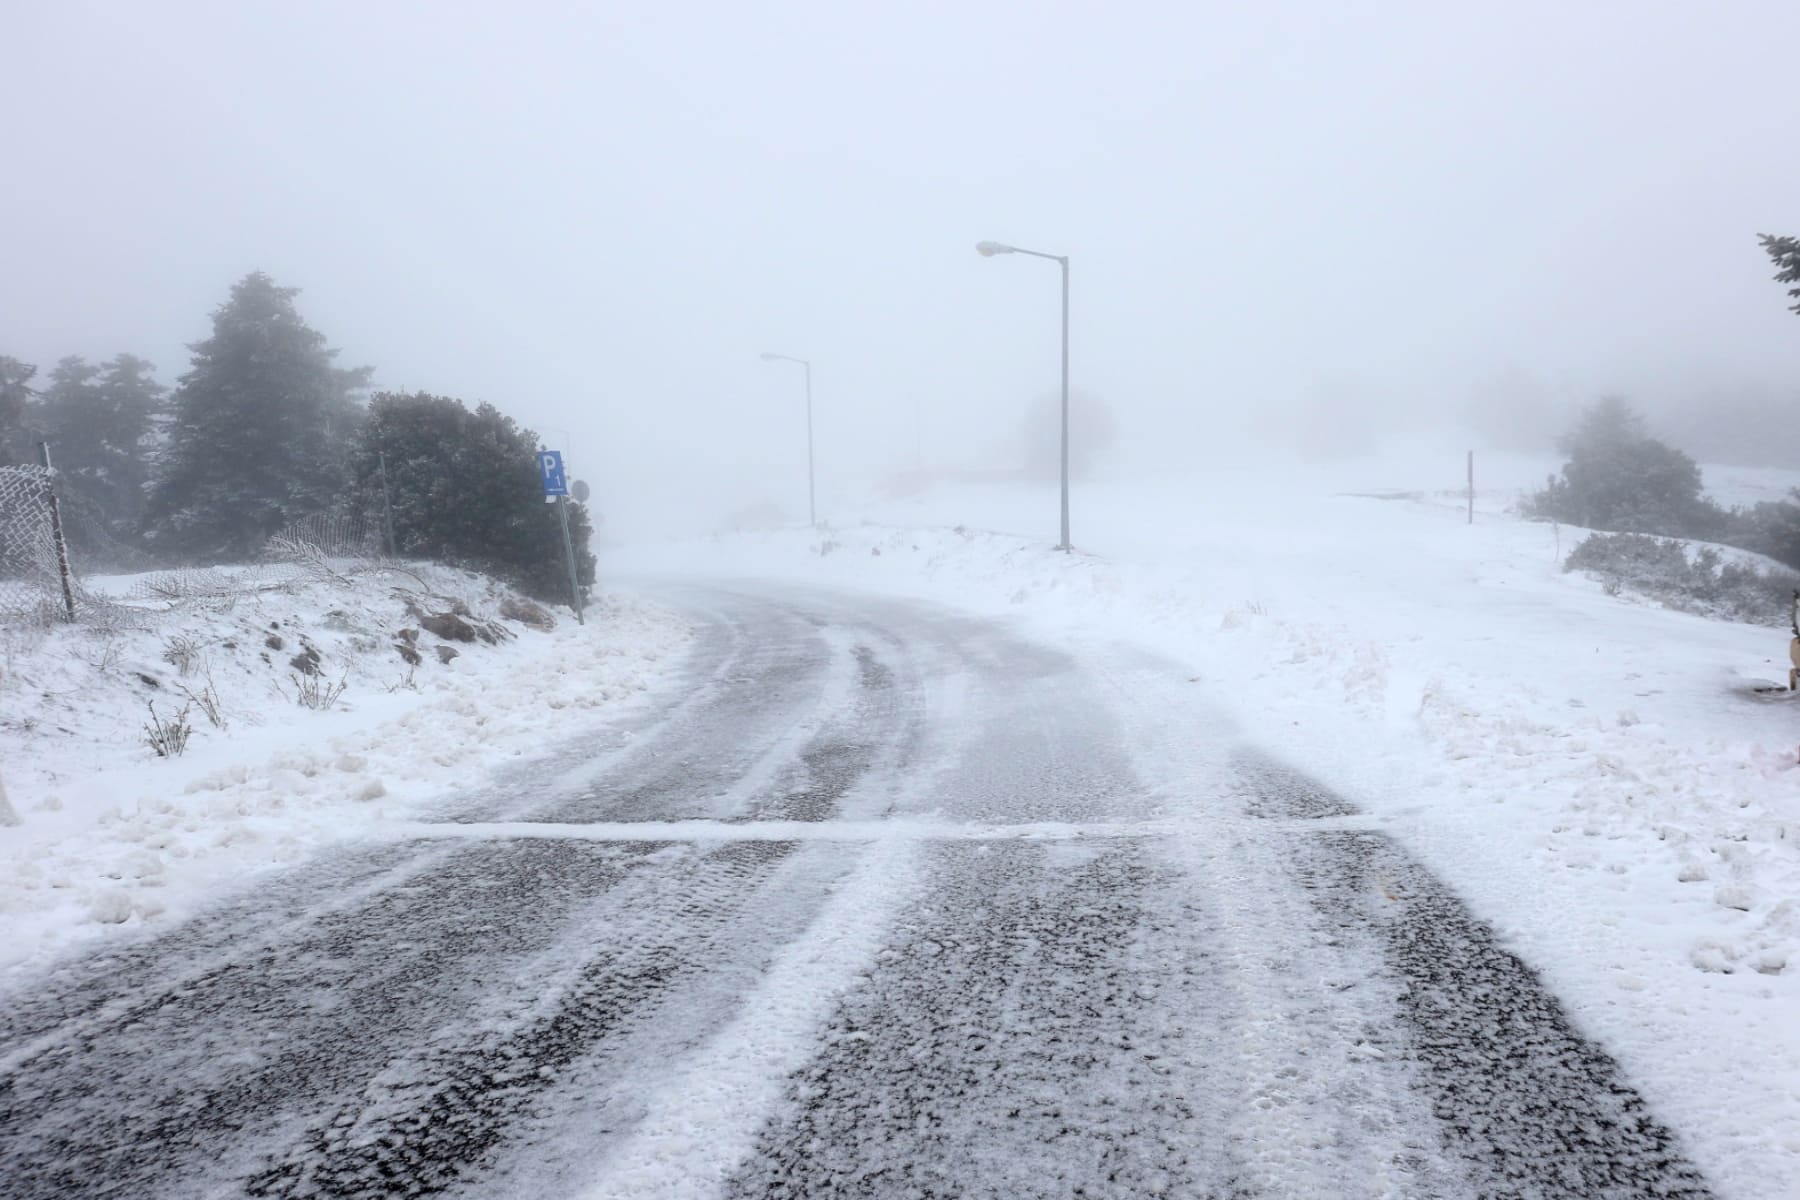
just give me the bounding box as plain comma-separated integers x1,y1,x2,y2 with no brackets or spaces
1526,397,1726,539
38,357,107,553
354,391,595,602
38,354,165,560
0,356,40,463
1759,233,1800,315
145,273,370,562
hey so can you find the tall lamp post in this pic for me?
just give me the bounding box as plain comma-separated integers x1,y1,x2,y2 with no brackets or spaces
977,239,1071,553
760,352,815,527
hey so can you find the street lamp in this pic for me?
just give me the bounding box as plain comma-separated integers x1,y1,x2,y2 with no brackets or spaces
760,351,815,526
976,240,1072,552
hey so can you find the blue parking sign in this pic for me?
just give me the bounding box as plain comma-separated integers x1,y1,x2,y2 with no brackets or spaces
538,450,568,498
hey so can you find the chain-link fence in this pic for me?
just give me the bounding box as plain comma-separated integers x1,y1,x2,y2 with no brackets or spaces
2,453,400,632
267,510,385,564
0,463,80,625
116,507,396,614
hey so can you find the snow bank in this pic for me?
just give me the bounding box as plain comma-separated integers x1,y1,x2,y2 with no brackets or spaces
616,449,1800,1199
0,563,689,976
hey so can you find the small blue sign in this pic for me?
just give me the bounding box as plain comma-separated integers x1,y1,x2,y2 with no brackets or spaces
538,450,568,498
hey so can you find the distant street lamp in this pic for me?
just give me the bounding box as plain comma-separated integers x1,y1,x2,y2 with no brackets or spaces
977,240,1072,552
760,352,815,526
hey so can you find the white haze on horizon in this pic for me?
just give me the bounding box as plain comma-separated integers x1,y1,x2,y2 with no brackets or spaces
4,1,1798,540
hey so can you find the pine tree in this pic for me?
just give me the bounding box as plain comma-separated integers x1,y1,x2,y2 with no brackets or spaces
354,391,594,602
38,354,165,559
0,357,39,463
96,353,167,505
37,357,107,555
1759,234,1800,316
145,273,370,561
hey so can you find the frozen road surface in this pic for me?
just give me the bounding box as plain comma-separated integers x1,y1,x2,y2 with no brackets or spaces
0,587,1714,1199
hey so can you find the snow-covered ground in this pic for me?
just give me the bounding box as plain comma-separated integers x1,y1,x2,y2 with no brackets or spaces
5,439,1797,1196
616,440,1800,1199
0,563,689,977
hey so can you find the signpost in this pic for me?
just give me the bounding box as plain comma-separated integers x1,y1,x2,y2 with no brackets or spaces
376,450,399,557
538,451,569,497
539,449,583,625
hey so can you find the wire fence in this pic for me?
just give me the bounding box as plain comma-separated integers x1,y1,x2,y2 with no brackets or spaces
267,509,385,564
1,455,399,634
0,464,81,625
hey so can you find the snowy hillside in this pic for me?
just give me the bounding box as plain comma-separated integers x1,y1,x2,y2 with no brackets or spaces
0,563,689,974
616,443,1800,1199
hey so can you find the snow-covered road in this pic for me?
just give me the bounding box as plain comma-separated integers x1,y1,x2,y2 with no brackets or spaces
0,586,1714,1198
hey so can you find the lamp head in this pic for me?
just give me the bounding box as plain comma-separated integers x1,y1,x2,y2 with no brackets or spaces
759,352,781,362
975,240,1014,257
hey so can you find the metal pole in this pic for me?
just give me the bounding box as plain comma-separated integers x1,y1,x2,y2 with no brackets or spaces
555,493,584,625
977,242,1075,551
1058,256,1071,552
804,360,816,527
37,442,77,622
377,449,399,558
1467,450,1474,526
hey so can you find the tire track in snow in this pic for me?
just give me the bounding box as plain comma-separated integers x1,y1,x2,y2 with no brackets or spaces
1241,754,1715,1199
1082,654,1479,1197
242,636,916,1198
508,595,838,824
0,838,662,1198
3,587,1708,1200
242,841,808,1199
0,591,798,1056
0,590,922,1199
727,839,1230,1200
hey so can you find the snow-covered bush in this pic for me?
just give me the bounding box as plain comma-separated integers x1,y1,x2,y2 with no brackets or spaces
1525,398,1727,540
142,701,193,757
1565,532,1798,626
288,670,349,711
348,391,595,604
1728,495,1800,573
177,676,226,729
161,635,200,676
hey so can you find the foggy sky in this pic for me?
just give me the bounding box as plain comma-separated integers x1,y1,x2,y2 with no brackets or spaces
6,1,1799,536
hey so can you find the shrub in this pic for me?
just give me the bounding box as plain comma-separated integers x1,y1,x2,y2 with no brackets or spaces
161,636,200,676
289,670,348,711
177,674,227,729
1525,398,1727,539
1565,532,1798,626
143,701,193,757
1725,496,1800,573
350,392,595,604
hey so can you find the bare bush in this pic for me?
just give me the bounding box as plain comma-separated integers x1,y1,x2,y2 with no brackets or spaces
143,701,193,757
289,670,349,711
79,637,122,673
161,635,201,676
177,668,227,729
